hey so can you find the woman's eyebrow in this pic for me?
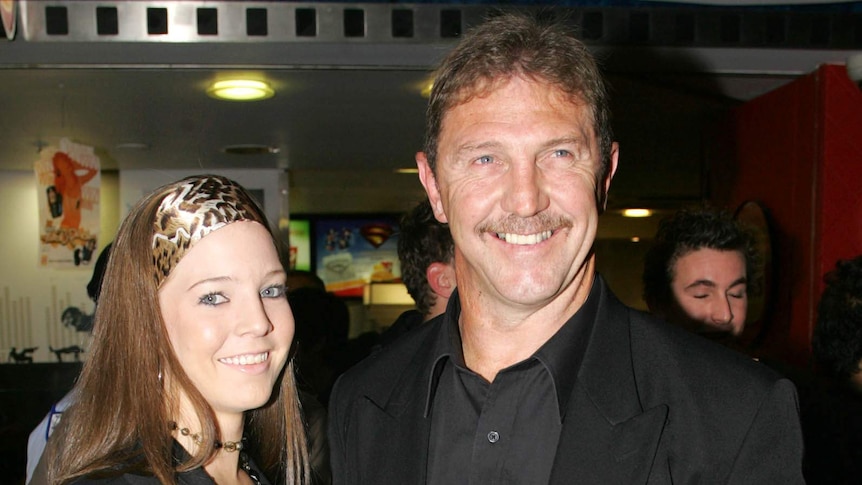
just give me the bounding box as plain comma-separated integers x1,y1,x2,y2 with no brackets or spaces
187,275,231,291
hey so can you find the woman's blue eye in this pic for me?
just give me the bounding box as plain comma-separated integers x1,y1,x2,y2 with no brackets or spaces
261,284,287,299
199,293,228,306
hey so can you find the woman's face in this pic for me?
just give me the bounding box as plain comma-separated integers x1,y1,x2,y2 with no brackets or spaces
159,221,294,417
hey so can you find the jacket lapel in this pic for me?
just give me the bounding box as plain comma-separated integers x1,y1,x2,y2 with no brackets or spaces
550,279,668,484
354,321,442,484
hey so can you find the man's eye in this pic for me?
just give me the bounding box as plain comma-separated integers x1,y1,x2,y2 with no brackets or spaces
199,293,228,306
693,294,709,299
553,149,572,158
729,292,746,299
261,284,287,299
475,155,494,165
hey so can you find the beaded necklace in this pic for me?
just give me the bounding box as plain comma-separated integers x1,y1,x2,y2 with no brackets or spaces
169,421,244,452
169,422,261,484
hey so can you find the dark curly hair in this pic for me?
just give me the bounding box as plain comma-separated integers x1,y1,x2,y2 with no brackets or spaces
642,208,759,313
397,200,454,316
812,255,862,380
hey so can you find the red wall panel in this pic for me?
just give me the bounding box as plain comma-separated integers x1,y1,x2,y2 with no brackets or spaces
724,65,862,367
817,66,862,286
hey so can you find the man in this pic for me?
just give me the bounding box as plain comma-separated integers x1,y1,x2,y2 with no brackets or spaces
377,199,455,348
642,208,757,338
802,255,862,482
329,13,803,483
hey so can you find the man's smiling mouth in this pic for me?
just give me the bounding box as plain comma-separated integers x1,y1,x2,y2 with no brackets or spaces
495,230,553,245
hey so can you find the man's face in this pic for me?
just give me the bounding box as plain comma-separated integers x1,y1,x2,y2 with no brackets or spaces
417,76,617,311
668,248,748,336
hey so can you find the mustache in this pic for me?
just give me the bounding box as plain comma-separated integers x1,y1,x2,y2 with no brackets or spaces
478,213,572,235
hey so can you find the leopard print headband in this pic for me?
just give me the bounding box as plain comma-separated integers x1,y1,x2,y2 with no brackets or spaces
152,175,266,287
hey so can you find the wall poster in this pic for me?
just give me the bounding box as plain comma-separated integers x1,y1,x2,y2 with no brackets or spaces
34,138,101,268
311,216,401,298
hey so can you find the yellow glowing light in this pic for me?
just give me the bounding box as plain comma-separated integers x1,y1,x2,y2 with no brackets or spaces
207,80,274,101
420,81,434,98
622,208,652,218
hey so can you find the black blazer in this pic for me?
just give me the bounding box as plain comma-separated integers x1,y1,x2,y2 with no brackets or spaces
329,278,804,484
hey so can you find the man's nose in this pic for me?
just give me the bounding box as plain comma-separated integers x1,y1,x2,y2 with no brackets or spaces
710,298,734,325
501,161,550,217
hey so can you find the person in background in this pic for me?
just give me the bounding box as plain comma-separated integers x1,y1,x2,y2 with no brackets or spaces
286,269,326,293
282,271,342,485
26,242,112,484
642,207,758,341
801,255,862,483
328,13,803,484
289,286,350,407
44,175,309,484
376,199,455,349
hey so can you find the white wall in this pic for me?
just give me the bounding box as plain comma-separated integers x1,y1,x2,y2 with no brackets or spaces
0,169,281,363
119,169,284,224
0,171,119,363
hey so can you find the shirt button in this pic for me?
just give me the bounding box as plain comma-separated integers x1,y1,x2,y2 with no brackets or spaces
487,431,500,443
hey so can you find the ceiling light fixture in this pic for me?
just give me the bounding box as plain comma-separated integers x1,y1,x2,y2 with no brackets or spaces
207,79,274,101
222,144,280,155
420,81,434,98
622,208,652,218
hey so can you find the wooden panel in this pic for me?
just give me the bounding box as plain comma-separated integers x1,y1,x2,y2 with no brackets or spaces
817,65,862,287
721,64,862,367
722,67,819,366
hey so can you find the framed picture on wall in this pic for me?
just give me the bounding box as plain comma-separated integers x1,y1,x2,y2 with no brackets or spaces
287,219,312,272
734,200,774,349
289,214,402,298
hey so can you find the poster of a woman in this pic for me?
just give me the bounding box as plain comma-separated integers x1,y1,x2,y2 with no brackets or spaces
34,139,100,268
52,150,97,230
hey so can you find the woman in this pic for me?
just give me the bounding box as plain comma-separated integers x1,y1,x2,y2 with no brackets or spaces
46,175,309,485
52,151,98,230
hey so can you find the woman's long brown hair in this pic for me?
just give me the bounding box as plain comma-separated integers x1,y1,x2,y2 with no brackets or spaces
46,176,309,485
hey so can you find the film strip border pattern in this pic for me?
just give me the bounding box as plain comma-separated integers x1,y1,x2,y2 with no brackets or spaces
11,1,862,50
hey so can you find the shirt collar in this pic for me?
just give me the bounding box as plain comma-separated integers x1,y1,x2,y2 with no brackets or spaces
423,295,460,418
536,276,602,415
424,276,603,418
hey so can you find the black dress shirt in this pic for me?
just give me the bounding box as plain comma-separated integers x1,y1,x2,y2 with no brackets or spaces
425,280,600,484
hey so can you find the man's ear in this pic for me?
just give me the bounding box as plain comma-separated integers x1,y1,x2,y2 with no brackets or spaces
598,142,620,213
416,152,447,223
426,262,456,298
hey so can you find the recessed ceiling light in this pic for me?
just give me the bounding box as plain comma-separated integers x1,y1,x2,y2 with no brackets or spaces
207,80,274,101
622,208,652,218
222,144,280,155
